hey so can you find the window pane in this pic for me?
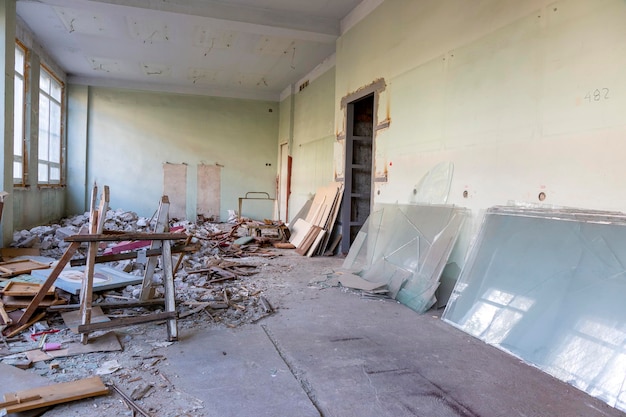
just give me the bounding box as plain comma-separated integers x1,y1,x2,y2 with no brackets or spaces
39,66,64,185
13,161,22,181
50,166,60,181
40,71,51,94
39,96,50,160
14,77,24,157
15,45,24,74
50,134,61,163
38,162,48,182
51,80,62,102
49,102,61,163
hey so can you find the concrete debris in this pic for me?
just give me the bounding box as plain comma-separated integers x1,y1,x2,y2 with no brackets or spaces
0,207,304,416
6,208,284,332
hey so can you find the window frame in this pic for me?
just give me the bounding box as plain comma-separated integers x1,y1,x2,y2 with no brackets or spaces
13,40,27,186
37,64,65,187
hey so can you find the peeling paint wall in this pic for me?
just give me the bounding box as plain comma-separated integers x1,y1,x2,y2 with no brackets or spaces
334,0,626,256
68,87,278,221
288,68,336,219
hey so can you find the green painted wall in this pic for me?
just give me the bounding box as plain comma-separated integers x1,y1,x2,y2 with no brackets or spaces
334,0,626,255
289,68,336,217
68,87,278,221
278,93,292,146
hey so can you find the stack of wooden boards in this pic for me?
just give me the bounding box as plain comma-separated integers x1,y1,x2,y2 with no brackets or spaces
289,182,344,257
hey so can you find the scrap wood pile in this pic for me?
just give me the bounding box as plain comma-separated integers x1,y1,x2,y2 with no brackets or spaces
1,204,282,342
288,182,344,256
0,191,292,415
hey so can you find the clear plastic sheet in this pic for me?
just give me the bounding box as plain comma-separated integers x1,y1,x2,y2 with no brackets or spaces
411,161,454,205
442,206,626,412
342,204,468,313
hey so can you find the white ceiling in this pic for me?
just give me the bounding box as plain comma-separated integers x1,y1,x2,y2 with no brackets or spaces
16,0,375,100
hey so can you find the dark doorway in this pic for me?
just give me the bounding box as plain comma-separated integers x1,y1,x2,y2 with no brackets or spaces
340,93,374,254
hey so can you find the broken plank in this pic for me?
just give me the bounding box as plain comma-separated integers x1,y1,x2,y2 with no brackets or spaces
140,196,170,302
64,232,187,242
5,312,46,338
70,243,199,267
47,298,166,312
295,226,322,256
101,225,186,255
0,259,50,277
1,281,55,296
16,238,83,327
76,311,176,333
0,376,109,413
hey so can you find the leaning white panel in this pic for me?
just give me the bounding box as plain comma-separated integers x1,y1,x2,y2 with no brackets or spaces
442,206,626,412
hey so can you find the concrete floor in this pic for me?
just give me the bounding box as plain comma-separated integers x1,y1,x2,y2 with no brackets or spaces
165,255,625,417
4,253,625,417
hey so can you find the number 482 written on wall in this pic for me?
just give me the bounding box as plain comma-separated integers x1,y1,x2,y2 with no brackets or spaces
584,88,609,102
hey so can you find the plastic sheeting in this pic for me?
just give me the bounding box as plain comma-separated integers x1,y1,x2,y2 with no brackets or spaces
442,206,626,412
342,204,468,313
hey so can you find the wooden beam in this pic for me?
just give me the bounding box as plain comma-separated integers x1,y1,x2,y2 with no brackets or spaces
64,232,187,242
69,243,199,267
76,311,176,333
0,376,109,413
47,299,166,312
162,240,178,341
16,240,82,327
81,185,109,344
140,196,170,301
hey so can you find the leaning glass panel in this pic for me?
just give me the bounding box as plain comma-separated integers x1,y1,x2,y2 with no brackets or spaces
342,202,468,313
442,206,626,412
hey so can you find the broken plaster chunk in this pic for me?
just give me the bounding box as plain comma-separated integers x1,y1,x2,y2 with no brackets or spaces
96,359,121,375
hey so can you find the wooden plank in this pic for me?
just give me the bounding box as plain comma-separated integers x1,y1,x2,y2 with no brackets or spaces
289,218,313,247
318,184,344,255
2,295,64,308
306,229,326,257
0,376,109,413
101,225,185,255
0,259,50,277
161,240,178,341
6,312,46,338
1,282,55,296
64,232,187,242
77,311,176,333
0,300,11,325
48,298,166,312
80,185,109,344
0,362,51,417
140,196,170,301
69,242,199,267
295,226,322,256
16,239,82,327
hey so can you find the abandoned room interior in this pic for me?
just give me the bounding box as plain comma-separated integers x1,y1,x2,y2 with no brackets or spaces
1,0,626,415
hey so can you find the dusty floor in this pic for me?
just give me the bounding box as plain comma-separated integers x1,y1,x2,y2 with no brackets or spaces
2,248,343,417
2,215,626,417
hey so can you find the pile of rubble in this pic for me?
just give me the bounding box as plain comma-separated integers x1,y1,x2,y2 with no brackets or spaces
8,208,283,329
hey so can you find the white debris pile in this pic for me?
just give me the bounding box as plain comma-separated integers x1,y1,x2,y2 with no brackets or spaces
9,209,278,327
